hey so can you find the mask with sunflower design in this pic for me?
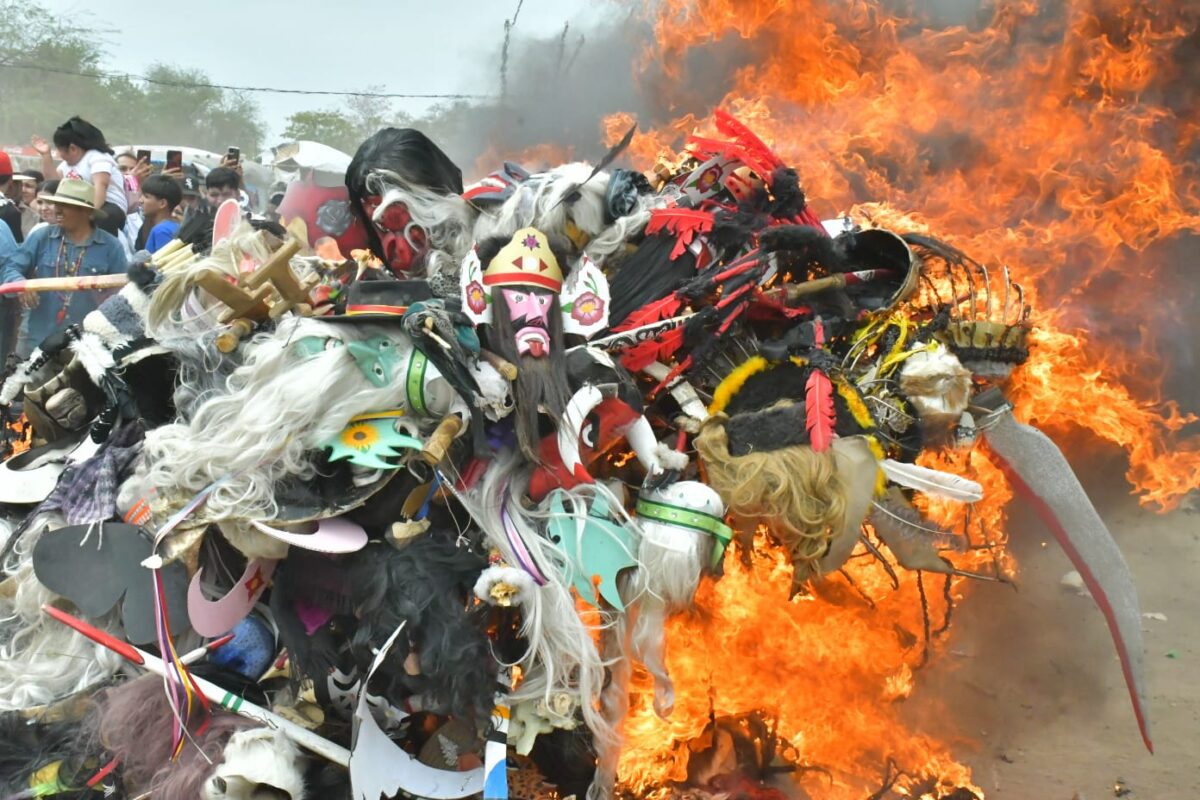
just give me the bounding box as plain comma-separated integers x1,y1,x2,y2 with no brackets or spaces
294,335,406,388
325,410,424,471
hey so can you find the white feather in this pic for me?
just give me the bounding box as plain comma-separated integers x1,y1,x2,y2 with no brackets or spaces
880,459,983,502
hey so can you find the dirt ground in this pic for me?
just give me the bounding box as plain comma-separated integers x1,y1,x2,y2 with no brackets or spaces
906,455,1199,799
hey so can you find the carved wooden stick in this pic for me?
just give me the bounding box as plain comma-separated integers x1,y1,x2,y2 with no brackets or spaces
0,274,128,295
421,414,464,466
478,349,518,381
214,319,256,353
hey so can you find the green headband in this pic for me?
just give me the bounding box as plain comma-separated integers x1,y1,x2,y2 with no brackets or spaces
636,497,733,568
405,347,429,416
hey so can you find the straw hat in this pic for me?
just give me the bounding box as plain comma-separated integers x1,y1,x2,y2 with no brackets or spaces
38,178,106,218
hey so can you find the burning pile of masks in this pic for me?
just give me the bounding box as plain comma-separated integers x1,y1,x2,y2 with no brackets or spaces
0,112,1149,799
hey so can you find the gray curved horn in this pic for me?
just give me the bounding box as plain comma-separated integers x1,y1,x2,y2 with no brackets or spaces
975,388,1151,752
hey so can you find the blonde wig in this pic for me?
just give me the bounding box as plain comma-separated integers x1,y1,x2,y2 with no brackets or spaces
146,226,281,422
695,413,849,589
146,224,280,338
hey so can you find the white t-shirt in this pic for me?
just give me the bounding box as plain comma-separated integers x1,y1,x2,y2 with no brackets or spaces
58,149,128,211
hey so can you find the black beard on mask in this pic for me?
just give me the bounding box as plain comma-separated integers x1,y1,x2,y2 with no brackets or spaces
490,291,572,463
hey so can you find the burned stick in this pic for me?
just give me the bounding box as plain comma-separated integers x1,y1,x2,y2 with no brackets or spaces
767,268,899,305
935,572,955,636
916,570,931,667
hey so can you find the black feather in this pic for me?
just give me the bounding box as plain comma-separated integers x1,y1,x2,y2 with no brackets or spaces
607,235,698,327
767,166,806,219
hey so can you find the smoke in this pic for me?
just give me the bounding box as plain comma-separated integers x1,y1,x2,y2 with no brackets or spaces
423,0,1199,429
430,6,756,173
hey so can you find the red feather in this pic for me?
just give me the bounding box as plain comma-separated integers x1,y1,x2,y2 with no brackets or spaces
645,208,715,260
805,369,836,453
619,327,686,372
611,293,683,333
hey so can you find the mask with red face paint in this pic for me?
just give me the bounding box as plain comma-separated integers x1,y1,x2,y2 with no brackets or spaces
362,194,429,276
500,287,554,358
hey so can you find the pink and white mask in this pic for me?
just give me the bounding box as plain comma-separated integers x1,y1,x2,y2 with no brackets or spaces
501,287,554,358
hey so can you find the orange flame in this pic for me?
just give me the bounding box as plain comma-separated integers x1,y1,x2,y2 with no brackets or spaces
602,0,1200,514
587,0,1198,795
618,448,1010,797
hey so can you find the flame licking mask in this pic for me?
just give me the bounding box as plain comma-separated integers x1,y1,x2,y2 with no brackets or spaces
500,287,554,358
361,194,428,276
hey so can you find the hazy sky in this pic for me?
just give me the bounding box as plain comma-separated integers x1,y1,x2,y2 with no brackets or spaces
39,0,603,140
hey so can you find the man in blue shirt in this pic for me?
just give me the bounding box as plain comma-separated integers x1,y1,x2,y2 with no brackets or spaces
0,216,15,262
135,174,181,253
0,221,19,359
1,178,128,355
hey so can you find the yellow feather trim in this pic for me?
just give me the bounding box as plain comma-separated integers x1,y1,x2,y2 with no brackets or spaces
708,356,769,415
835,380,875,431
866,435,888,496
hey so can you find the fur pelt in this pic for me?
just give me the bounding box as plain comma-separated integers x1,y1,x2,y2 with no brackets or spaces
347,535,493,720
898,345,972,430
203,727,307,800
270,535,494,721
268,548,356,689
0,713,90,796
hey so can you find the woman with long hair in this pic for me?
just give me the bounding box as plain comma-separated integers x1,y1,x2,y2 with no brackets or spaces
31,116,127,236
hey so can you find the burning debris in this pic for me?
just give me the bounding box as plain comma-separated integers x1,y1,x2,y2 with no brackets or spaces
0,1,1193,798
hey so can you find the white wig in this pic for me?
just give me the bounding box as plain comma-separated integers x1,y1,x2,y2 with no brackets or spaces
141,317,415,523
0,514,123,710
471,162,660,267
450,449,616,745
365,169,476,294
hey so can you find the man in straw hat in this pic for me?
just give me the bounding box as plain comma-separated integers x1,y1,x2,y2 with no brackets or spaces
1,177,127,354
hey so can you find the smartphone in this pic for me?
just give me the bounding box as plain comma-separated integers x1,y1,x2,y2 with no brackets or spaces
226,146,240,163
166,150,183,171
136,148,151,164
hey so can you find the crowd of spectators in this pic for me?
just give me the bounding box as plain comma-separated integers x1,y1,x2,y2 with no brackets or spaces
1,115,250,360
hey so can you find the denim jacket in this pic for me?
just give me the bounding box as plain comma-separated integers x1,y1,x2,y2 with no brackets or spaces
1,224,128,346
